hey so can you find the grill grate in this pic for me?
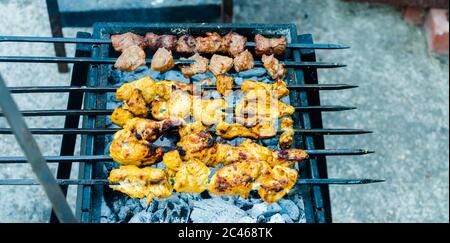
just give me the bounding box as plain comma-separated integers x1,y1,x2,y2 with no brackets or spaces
0,23,381,223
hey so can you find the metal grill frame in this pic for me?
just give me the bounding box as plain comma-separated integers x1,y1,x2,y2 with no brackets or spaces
76,23,335,223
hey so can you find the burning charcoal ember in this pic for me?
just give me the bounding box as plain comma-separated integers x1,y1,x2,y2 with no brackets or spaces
233,49,254,72
237,67,266,78
195,32,223,53
111,32,147,52
114,45,147,72
151,47,175,72
282,214,294,223
221,31,247,56
163,70,190,83
262,54,287,80
254,34,287,56
238,216,256,223
268,213,285,223
176,34,197,53
279,199,300,221
179,53,209,78
246,203,268,218
145,32,177,51
128,211,153,223
209,54,233,76
189,198,248,223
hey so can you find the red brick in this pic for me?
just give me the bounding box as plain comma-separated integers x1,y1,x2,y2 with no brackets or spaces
425,9,449,55
402,7,425,25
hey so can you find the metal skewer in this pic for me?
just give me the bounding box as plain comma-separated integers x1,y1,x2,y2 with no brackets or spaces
7,83,358,93
0,149,374,164
0,178,383,186
0,36,350,49
0,127,372,135
0,56,345,68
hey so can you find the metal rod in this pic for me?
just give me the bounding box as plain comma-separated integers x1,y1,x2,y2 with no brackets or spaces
7,84,358,93
0,36,350,49
0,73,77,222
0,56,345,68
0,149,374,163
0,105,357,117
0,127,372,135
0,178,383,186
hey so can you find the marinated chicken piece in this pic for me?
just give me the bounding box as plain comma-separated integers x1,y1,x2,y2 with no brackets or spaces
221,31,247,56
123,117,182,142
155,80,192,101
151,89,192,121
216,139,308,168
176,35,197,53
256,165,297,203
195,32,222,53
108,165,172,204
179,53,209,78
109,129,166,166
151,48,175,72
111,32,147,52
116,76,157,103
254,34,287,56
209,54,233,76
216,119,277,140
279,117,294,149
215,74,234,96
235,90,295,120
145,32,177,50
122,88,149,116
177,122,217,166
114,45,146,72
208,160,264,198
111,107,135,127
163,150,209,193
241,79,289,99
262,54,286,80
233,49,254,72
192,97,229,126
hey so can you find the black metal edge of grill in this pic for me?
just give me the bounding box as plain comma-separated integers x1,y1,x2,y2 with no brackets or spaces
76,22,333,223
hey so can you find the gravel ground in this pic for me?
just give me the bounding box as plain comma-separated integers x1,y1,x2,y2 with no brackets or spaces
0,0,448,222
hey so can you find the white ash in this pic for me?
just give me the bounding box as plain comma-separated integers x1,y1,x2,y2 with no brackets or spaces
100,64,306,223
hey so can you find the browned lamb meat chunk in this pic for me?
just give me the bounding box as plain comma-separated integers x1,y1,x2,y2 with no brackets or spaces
176,35,197,53
209,54,233,76
179,53,209,78
262,54,286,79
111,32,147,52
195,32,222,54
221,31,247,57
145,32,177,51
114,45,146,71
151,48,175,72
233,49,254,72
254,34,287,56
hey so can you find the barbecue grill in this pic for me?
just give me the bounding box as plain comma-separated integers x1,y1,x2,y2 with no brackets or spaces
0,23,382,223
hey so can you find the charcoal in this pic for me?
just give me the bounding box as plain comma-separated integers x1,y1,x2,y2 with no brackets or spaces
268,213,285,223
234,198,254,211
238,216,256,223
234,77,244,85
151,208,167,223
282,214,294,223
262,203,282,217
246,203,268,218
237,67,266,78
163,70,190,83
128,211,153,223
190,198,247,223
256,215,267,223
279,199,300,221
262,137,279,146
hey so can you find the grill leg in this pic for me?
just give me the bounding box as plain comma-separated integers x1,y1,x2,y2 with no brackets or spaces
46,0,69,73
49,32,92,223
221,0,233,23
